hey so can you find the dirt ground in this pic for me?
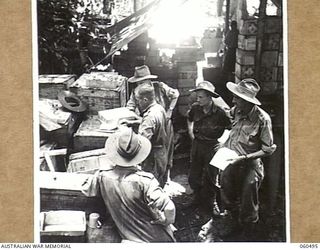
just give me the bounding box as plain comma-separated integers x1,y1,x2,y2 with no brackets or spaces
167,155,286,242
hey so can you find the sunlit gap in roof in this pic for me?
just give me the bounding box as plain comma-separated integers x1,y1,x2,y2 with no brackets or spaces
148,0,223,46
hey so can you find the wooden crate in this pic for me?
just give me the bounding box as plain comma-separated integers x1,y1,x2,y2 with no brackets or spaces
265,17,282,34
236,49,255,65
39,74,76,99
239,19,258,35
235,63,255,79
68,148,113,174
40,210,86,243
260,82,279,95
263,33,281,50
238,35,256,51
40,143,57,171
40,171,107,217
73,116,114,153
178,71,197,80
177,79,196,88
261,51,279,67
177,62,197,72
278,67,283,82
260,67,278,82
69,73,127,114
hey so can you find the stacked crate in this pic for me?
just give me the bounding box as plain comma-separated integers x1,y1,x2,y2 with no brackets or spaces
174,47,203,116
69,72,128,115
260,16,283,96
235,18,258,82
39,74,77,99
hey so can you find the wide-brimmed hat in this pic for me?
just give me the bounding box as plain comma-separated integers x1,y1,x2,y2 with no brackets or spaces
128,65,158,83
226,78,261,105
105,127,151,167
189,81,219,98
58,90,87,112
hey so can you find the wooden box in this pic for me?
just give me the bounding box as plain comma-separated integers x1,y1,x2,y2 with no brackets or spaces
40,143,57,171
69,73,127,114
260,67,278,82
236,49,255,65
178,71,197,80
263,33,281,50
260,82,279,95
68,149,113,174
278,52,283,67
40,171,107,216
265,17,282,34
261,51,279,67
278,67,283,82
40,210,86,243
73,116,114,153
238,35,256,51
39,74,76,99
235,63,255,79
177,62,197,72
177,79,196,88
174,47,204,62
239,19,258,35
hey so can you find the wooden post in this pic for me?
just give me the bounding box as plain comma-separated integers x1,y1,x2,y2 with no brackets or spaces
225,0,231,36
254,0,267,81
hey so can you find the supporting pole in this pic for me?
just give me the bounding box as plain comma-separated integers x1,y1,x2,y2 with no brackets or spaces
255,0,267,81
225,0,231,36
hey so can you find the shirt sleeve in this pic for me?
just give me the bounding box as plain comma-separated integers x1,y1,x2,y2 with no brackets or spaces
126,92,136,111
144,178,171,212
159,82,179,100
81,171,101,197
138,113,155,141
260,118,277,155
187,105,195,122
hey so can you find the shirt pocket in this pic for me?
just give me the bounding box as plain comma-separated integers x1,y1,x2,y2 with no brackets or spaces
240,125,259,146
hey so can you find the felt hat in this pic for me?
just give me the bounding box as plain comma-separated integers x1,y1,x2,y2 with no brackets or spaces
189,81,219,98
105,127,151,167
128,65,158,83
226,78,261,105
57,90,87,112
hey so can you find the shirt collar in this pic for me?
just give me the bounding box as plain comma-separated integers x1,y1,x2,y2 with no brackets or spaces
237,105,258,122
141,101,157,115
202,101,217,115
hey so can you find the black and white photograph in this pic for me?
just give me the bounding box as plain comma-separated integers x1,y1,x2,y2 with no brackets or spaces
34,0,288,244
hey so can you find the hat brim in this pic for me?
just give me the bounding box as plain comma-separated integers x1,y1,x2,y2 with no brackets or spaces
58,91,87,112
128,75,158,83
226,82,261,105
189,88,220,98
104,132,151,167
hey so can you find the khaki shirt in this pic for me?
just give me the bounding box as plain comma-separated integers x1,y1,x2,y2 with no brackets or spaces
127,81,179,113
224,105,276,155
81,166,175,242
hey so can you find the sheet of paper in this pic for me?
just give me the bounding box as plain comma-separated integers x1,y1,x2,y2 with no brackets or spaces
210,147,238,171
